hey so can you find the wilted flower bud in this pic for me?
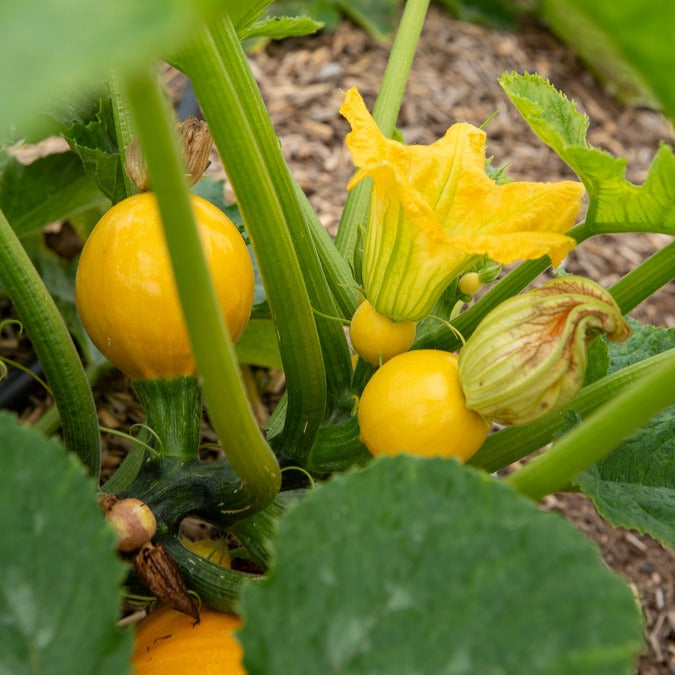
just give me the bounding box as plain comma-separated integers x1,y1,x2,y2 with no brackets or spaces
458,276,631,425
125,116,213,192
102,496,157,553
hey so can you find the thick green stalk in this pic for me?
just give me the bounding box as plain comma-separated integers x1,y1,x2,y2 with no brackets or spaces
506,348,675,500
609,240,675,314
335,0,430,264
469,349,673,472
180,25,328,464
0,209,100,477
132,376,202,461
125,71,280,512
207,17,353,400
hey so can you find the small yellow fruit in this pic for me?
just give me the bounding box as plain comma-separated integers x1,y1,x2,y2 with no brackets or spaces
358,349,489,461
349,300,416,366
181,537,231,568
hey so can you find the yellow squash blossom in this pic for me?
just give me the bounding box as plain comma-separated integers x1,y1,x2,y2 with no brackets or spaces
340,87,586,322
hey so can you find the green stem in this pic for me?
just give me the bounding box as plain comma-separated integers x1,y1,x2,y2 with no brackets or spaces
0,209,100,477
469,349,674,472
506,348,675,500
335,0,430,264
609,240,675,314
124,70,280,512
208,18,353,401
180,23,333,464
108,70,137,201
132,377,202,461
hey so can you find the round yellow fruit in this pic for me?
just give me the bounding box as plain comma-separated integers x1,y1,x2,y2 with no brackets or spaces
358,349,489,461
133,606,244,674
349,300,416,366
75,193,254,380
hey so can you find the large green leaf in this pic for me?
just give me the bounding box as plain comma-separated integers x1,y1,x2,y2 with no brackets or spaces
0,412,132,675
500,72,675,235
539,0,675,120
0,0,221,138
240,456,643,674
0,152,106,238
577,320,675,548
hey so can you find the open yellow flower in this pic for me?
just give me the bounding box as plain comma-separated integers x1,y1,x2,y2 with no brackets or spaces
340,87,586,322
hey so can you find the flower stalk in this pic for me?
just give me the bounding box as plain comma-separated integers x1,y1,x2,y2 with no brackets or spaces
506,347,675,501
124,69,280,512
0,209,101,478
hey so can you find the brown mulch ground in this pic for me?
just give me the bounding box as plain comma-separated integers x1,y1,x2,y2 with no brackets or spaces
2,6,674,673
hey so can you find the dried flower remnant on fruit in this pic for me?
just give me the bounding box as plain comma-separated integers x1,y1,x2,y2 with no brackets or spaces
459,276,631,426
133,542,200,621
340,87,585,323
125,116,213,191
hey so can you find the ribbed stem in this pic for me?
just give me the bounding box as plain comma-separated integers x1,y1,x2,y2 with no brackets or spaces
0,209,100,477
609,240,675,314
335,0,431,265
132,376,202,461
180,22,332,464
469,349,673,472
506,348,675,500
125,70,280,513
207,17,353,400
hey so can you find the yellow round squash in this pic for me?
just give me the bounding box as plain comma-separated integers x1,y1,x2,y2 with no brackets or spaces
132,606,244,674
75,192,254,380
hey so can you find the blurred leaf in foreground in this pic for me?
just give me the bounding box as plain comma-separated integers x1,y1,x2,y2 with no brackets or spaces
0,411,132,675
240,456,643,674
539,0,675,119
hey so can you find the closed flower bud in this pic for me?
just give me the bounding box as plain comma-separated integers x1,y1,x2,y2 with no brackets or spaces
458,276,631,425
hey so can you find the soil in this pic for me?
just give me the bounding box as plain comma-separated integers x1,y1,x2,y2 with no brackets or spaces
2,5,674,673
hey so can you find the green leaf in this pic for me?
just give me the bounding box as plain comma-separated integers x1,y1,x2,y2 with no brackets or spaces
235,318,283,368
334,0,400,41
268,1,342,32
539,0,675,120
577,320,675,548
437,0,519,30
241,15,324,41
0,0,221,138
583,336,609,386
227,0,275,33
0,411,132,675
0,153,106,238
499,72,675,235
240,456,643,674
20,235,107,369
63,99,127,205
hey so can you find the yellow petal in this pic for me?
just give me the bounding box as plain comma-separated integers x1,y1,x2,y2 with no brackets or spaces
340,87,586,322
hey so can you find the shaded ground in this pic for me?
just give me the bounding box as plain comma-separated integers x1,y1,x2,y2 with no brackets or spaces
1,5,673,673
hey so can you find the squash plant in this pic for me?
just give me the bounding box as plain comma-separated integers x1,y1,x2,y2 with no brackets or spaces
0,0,674,673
